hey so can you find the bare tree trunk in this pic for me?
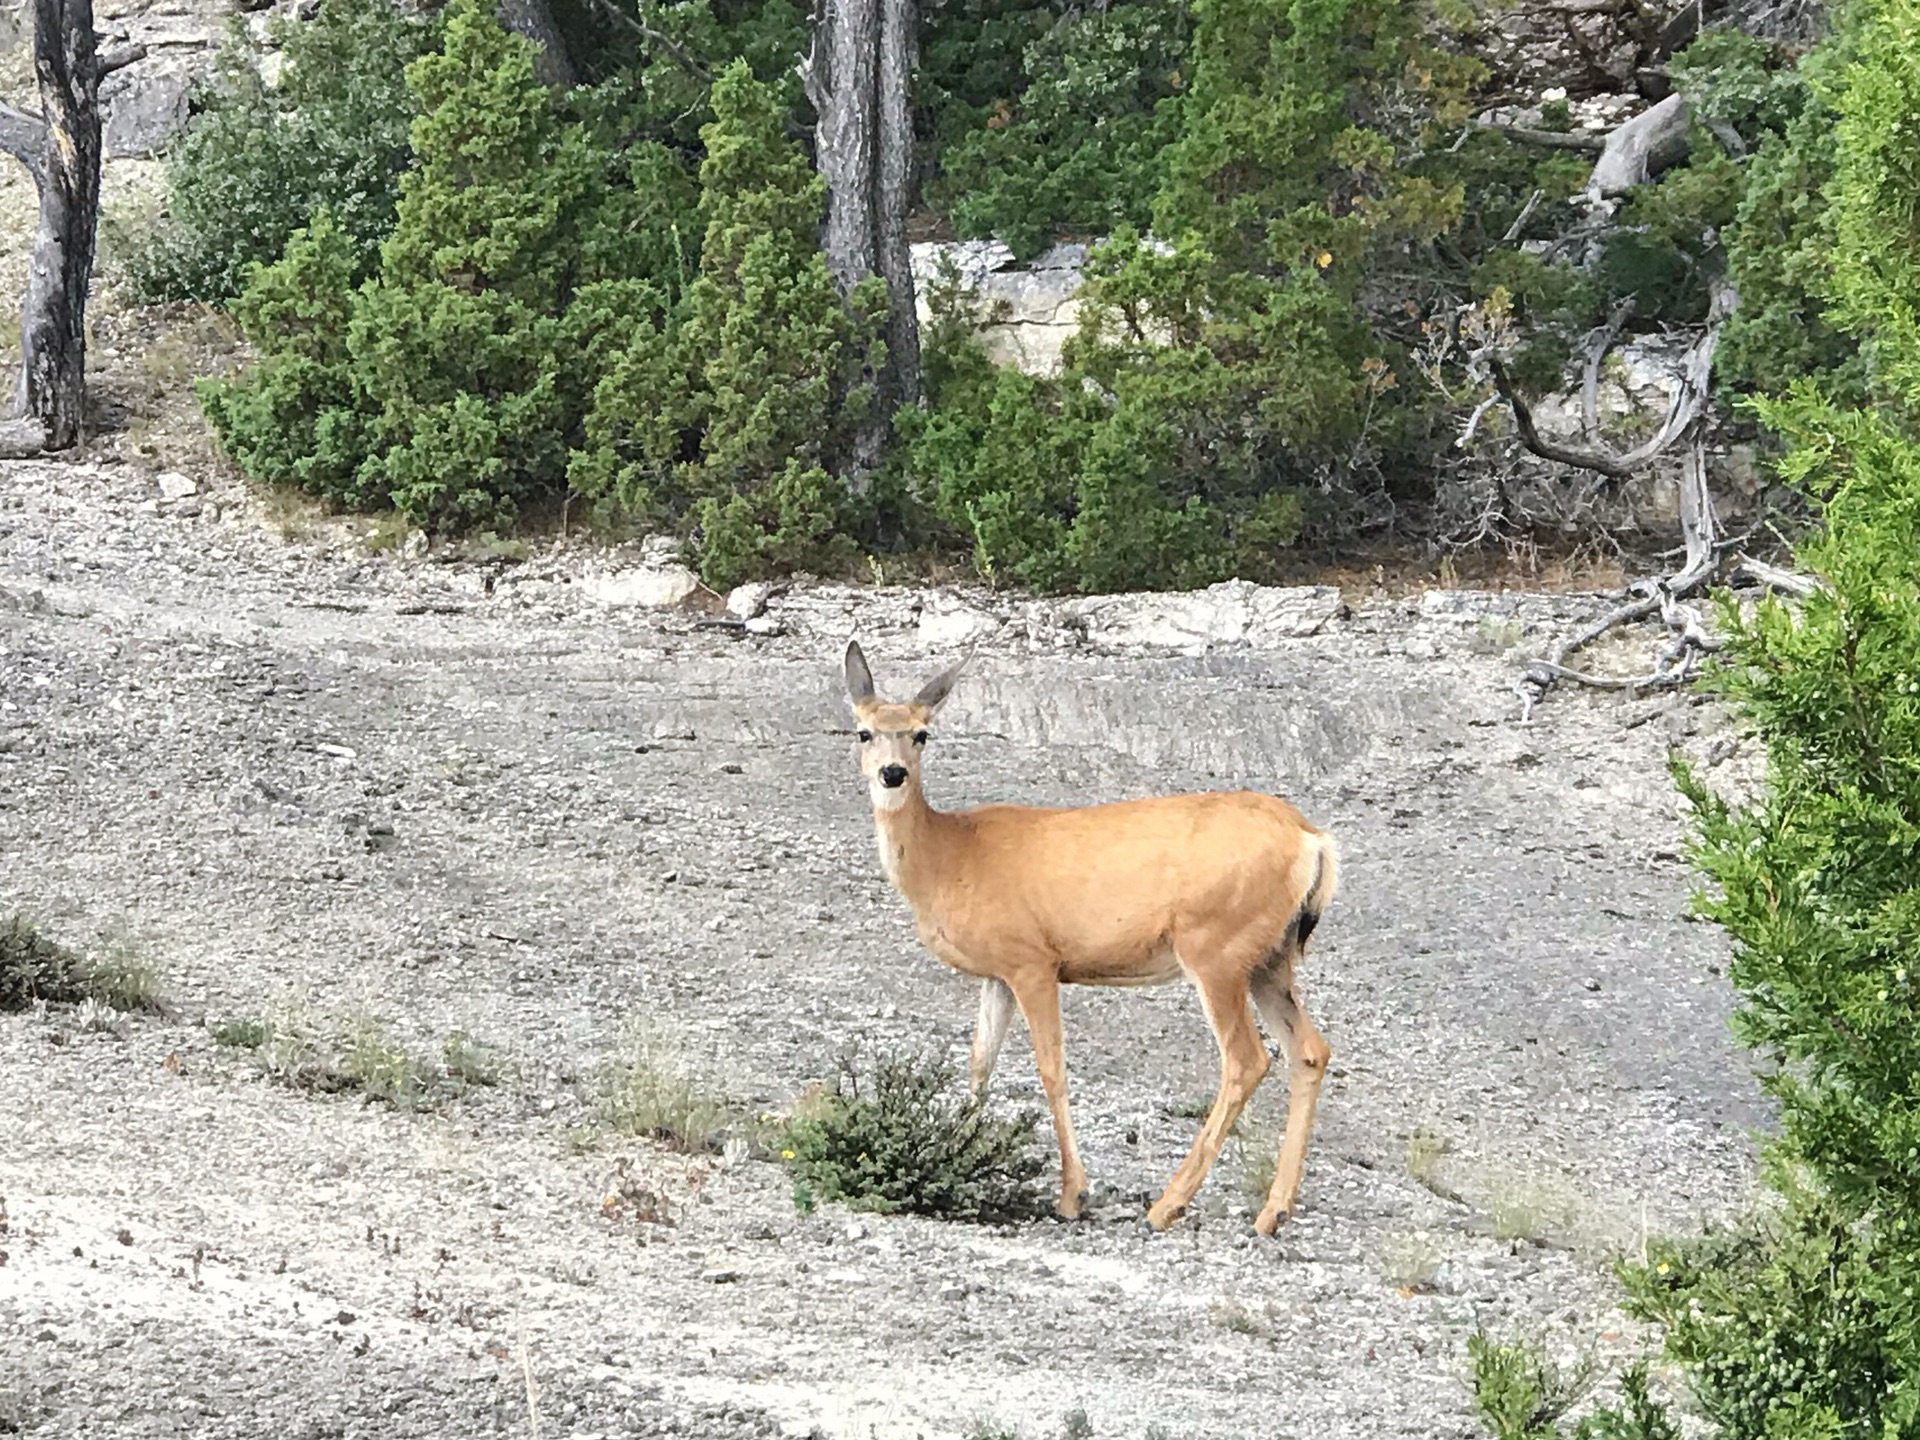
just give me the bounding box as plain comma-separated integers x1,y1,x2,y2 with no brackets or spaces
875,0,918,412
816,0,877,291
808,0,919,486
496,0,575,88
0,0,107,455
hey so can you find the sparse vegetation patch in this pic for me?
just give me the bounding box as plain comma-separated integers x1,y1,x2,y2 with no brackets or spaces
0,913,167,1015
596,1029,735,1152
211,1001,503,1109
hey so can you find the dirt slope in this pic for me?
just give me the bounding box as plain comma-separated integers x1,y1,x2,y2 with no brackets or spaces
0,458,1761,1439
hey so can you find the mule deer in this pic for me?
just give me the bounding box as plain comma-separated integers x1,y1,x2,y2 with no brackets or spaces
842,640,1339,1235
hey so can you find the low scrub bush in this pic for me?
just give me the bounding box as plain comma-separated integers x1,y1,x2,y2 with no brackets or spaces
130,0,437,302
0,913,91,1010
781,1050,1049,1224
1468,1335,1675,1440
0,913,167,1015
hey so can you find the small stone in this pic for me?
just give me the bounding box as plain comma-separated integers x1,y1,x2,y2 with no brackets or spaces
937,1283,966,1302
726,581,776,620
1583,978,1602,992
402,530,430,560
584,565,701,610
843,1222,867,1242
701,1268,742,1284
743,616,783,637
156,471,198,500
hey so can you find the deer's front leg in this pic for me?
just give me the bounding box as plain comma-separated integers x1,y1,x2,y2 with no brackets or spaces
1007,971,1086,1219
968,977,1017,1099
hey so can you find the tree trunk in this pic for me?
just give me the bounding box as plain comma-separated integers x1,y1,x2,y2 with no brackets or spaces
875,0,918,413
496,0,575,88
0,0,104,454
816,0,878,293
808,0,919,486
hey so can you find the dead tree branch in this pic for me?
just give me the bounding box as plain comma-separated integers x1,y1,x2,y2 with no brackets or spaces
96,41,145,75
1470,119,1608,153
590,0,711,82
1581,298,1635,434
1513,278,1744,719
1732,554,1825,597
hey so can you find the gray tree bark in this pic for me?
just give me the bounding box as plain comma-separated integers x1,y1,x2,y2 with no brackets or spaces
496,0,575,88
875,0,918,414
806,0,919,485
0,0,126,456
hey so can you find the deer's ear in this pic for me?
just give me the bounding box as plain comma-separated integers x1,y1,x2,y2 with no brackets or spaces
913,653,968,713
844,640,877,705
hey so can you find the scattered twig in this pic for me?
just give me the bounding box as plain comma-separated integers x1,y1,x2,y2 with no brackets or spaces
1500,188,1546,245
518,1324,542,1440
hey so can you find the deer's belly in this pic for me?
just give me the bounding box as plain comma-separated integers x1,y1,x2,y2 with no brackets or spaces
1059,947,1183,988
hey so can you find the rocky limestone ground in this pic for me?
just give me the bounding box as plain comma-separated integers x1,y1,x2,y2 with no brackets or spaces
0,457,1767,1440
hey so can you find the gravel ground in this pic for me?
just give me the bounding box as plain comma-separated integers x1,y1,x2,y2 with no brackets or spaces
0,457,1765,1440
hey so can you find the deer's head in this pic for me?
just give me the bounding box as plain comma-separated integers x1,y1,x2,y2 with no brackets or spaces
843,640,965,812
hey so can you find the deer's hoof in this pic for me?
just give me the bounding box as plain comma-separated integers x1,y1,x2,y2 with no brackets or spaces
1143,1202,1183,1232
1252,1207,1292,1239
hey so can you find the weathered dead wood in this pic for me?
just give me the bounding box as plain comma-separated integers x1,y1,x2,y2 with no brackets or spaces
1586,93,1692,197
496,0,573,86
588,0,711,80
2,0,105,452
1470,119,1608,154
874,0,918,414
1732,553,1825,597
1512,279,1742,719
1581,298,1636,434
0,416,51,458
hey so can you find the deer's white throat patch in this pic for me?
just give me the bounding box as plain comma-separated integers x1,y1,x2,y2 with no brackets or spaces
868,780,911,815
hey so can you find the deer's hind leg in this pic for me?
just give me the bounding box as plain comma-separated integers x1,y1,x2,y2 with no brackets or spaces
1144,952,1271,1231
1249,955,1331,1236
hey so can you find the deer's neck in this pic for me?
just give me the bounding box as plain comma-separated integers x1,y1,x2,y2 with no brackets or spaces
871,785,958,905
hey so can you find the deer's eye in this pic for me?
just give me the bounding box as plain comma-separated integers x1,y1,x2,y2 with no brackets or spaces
912,730,929,746
856,730,873,744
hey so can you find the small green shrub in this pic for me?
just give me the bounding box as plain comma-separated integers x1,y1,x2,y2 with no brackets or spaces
130,0,438,302
229,999,492,1110
597,1031,734,1152
781,1050,1049,1224
340,1015,430,1105
0,914,90,1010
1469,1333,1596,1440
1208,1298,1271,1336
441,1030,506,1091
210,1017,272,1049
1469,1336,1675,1440
0,914,166,1014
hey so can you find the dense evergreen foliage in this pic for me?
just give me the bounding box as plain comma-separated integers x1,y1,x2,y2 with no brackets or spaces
157,0,1911,593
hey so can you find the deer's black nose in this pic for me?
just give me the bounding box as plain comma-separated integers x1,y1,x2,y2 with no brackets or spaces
879,764,909,789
